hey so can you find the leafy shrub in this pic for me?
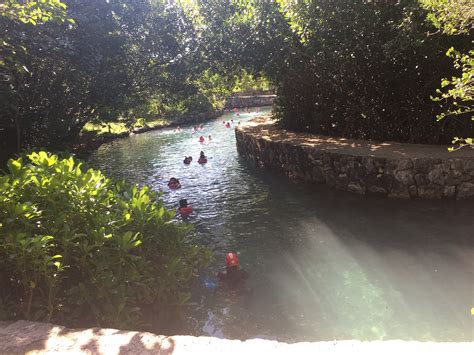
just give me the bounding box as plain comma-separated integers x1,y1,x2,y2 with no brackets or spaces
0,151,210,329
272,0,473,144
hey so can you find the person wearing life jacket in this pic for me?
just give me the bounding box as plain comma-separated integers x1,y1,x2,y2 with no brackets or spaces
198,151,207,164
217,252,248,285
199,136,205,143
183,156,192,164
178,199,193,217
225,122,231,128
168,177,181,189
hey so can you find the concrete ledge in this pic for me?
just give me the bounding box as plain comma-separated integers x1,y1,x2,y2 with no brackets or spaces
1,321,473,354
235,117,474,199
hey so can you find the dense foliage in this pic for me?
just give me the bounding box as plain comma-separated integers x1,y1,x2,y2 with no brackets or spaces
420,0,473,35
269,0,473,144
421,0,473,149
0,152,210,328
1,0,200,152
1,0,69,160
1,0,473,160
0,0,271,162
190,0,473,144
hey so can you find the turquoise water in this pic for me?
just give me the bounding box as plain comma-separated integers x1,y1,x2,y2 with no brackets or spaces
89,108,473,342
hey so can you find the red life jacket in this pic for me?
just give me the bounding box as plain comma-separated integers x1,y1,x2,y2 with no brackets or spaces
179,205,193,217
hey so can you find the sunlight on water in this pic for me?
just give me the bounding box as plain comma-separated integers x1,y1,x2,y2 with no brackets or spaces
89,108,474,342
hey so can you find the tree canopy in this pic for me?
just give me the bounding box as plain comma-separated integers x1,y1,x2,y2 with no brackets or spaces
421,0,473,149
1,0,473,160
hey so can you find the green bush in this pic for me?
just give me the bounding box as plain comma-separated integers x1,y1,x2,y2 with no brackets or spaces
271,0,473,144
0,151,210,329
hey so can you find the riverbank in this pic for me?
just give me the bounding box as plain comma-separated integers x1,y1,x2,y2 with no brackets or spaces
74,95,276,159
236,116,474,199
74,111,223,159
1,320,472,354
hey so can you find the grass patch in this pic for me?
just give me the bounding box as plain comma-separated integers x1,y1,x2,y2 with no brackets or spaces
136,118,167,128
82,118,168,136
82,122,129,135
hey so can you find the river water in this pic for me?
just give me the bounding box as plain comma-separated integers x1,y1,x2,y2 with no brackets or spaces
89,108,473,342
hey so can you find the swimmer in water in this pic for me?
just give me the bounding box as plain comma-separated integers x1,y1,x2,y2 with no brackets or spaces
178,198,192,217
168,177,181,188
217,252,248,285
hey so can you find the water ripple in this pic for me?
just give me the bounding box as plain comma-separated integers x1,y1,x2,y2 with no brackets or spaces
89,107,474,342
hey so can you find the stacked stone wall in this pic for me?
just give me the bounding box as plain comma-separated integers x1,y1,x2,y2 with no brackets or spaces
236,118,474,199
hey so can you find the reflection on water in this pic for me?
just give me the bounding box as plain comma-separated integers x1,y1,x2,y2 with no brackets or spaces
89,108,474,342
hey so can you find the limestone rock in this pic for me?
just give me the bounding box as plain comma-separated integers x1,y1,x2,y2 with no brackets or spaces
457,182,474,199
418,185,443,199
397,159,413,170
362,157,376,173
312,166,325,182
414,158,431,174
394,170,414,186
464,159,474,176
347,181,366,194
446,169,465,185
443,185,456,198
427,165,445,185
388,188,411,199
408,185,417,197
414,173,426,186
450,159,463,171
368,185,388,194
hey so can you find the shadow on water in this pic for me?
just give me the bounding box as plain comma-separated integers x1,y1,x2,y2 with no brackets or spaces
89,108,474,342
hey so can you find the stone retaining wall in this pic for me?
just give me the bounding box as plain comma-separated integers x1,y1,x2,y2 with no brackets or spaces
235,117,474,199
